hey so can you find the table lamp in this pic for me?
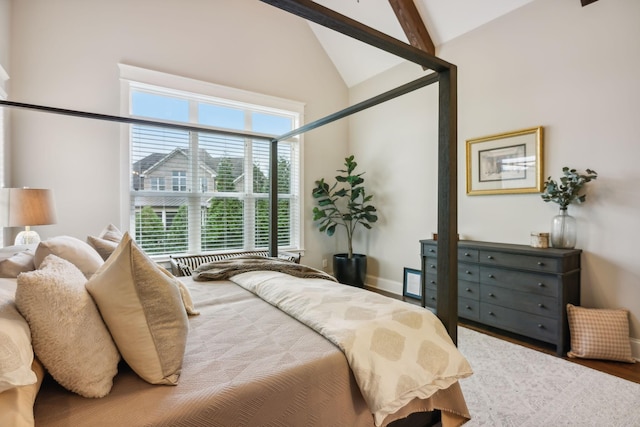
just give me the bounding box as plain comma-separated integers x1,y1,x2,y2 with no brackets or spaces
1,188,57,245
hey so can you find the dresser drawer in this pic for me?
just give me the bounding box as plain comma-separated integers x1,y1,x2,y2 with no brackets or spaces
424,286,437,309
480,284,557,319
459,247,478,262
459,297,479,321
480,250,561,273
425,272,438,288
422,243,438,257
459,280,479,301
424,257,438,273
480,303,557,344
458,263,479,282
480,266,559,297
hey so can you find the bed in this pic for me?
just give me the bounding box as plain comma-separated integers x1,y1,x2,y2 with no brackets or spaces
1,1,466,425
0,234,471,427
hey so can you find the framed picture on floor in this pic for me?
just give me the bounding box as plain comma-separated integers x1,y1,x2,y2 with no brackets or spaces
403,267,421,300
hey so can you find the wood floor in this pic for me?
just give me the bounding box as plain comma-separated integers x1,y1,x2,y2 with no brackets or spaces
368,287,640,384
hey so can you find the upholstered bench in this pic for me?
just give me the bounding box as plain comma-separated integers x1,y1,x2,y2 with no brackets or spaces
169,250,301,277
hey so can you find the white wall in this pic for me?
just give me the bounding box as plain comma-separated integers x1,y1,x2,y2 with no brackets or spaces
8,0,350,267
349,0,640,349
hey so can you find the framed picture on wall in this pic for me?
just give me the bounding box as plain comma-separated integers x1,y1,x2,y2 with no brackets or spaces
403,267,422,300
466,126,544,195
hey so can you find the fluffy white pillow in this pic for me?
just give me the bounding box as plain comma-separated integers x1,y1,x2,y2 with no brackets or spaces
86,233,189,385
34,236,103,278
15,255,120,398
0,285,36,393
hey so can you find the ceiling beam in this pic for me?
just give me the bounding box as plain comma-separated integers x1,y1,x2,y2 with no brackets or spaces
581,0,599,5
261,0,452,72
388,0,435,56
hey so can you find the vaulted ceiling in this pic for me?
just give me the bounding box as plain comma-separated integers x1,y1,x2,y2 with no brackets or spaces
310,0,535,87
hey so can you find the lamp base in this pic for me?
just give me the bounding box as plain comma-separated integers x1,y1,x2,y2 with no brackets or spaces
15,230,41,246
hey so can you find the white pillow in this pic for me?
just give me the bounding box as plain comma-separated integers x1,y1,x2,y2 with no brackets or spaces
34,236,103,278
15,255,120,398
86,233,189,385
0,251,35,278
0,358,44,427
0,286,36,393
87,236,119,261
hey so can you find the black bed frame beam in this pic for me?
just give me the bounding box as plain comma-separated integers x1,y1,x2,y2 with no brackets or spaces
1,0,460,343
275,72,438,142
264,0,459,343
0,100,276,142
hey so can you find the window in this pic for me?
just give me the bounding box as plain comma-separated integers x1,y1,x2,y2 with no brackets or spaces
172,171,187,192
150,177,165,191
121,65,303,257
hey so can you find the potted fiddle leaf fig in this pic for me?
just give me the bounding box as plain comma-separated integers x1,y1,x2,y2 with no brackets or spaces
312,155,378,287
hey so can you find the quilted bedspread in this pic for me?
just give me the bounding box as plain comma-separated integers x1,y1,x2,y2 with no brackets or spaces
229,270,473,426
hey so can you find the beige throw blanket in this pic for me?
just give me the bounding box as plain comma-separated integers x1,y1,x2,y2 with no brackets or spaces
225,270,473,426
193,255,336,282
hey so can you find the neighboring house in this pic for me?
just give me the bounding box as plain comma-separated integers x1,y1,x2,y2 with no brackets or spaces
132,148,259,229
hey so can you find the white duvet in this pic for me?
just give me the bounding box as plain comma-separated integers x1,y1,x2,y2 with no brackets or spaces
230,271,473,426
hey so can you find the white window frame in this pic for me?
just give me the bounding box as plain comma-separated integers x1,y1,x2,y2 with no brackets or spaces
119,64,305,258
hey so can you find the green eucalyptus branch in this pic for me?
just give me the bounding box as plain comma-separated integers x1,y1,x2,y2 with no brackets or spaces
541,167,598,210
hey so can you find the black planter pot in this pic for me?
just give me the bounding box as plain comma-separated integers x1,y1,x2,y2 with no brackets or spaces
333,253,367,288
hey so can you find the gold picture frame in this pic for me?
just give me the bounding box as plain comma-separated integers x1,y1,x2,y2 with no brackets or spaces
466,126,544,195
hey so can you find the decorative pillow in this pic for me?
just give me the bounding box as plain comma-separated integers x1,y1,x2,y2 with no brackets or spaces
0,288,36,393
0,250,35,278
0,358,45,427
87,236,119,261
15,255,120,398
34,236,104,278
566,304,635,363
99,223,123,243
86,233,189,385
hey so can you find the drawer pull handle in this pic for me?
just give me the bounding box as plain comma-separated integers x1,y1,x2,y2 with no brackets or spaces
430,297,436,301
537,324,544,329
537,282,545,287
430,280,436,284
465,270,471,274
488,311,494,316
538,303,545,308
488,274,494,278
464,252,470,257
537,261,544,266
465,288,471,292
429,249,435,253
429,264,436,269
487,255,494,260
488,293,494,297
465,305,471,310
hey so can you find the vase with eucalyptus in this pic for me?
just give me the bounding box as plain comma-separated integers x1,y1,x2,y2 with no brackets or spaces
541,167,598,249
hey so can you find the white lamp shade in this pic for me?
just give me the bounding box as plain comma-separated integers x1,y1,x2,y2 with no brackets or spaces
1,188,57,227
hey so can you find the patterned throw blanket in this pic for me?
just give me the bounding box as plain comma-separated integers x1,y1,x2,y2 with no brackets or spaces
194,260,472,426
192,255,337,282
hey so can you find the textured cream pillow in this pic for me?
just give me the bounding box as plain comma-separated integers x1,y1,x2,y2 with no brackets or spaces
0,287,36,393
15,255,120,398
567,304,635,363
86,233,189,385
0,358,44,427
34,236,103,278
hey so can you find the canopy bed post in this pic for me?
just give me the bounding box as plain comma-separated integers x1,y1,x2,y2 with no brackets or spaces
436,67,458,344
269,138,279,257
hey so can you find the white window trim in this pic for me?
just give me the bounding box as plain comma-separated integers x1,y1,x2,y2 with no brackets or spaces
119,64,306,257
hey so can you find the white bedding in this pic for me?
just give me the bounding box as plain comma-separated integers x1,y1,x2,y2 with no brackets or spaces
230,270,474,426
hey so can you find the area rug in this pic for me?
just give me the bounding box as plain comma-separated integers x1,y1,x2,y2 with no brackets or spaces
457,326,640,426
